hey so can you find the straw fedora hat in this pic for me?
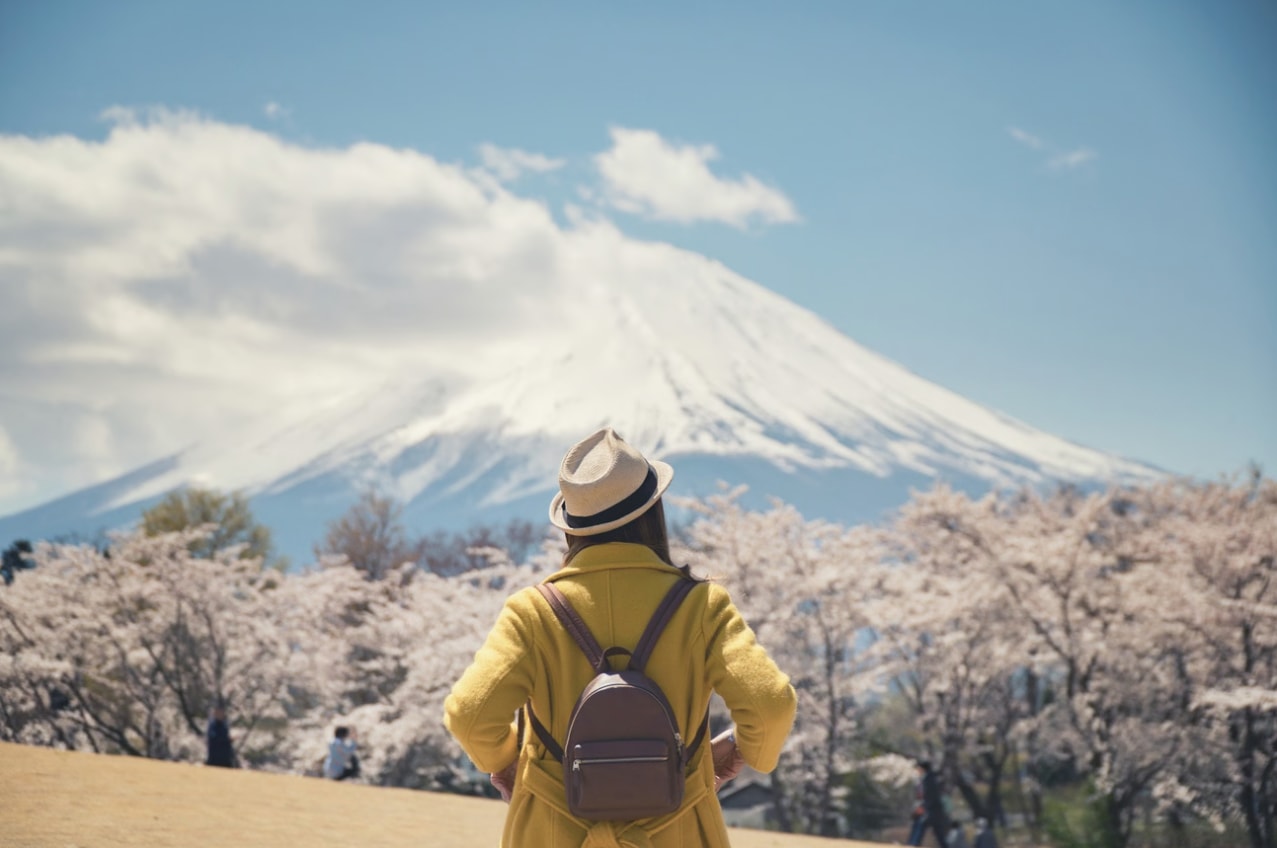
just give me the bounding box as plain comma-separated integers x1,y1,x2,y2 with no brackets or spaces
548,428,674,536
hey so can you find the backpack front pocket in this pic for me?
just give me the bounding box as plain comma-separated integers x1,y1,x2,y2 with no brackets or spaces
568,739,684,819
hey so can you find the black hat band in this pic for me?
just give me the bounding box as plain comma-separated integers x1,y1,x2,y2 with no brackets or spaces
563,467,658,529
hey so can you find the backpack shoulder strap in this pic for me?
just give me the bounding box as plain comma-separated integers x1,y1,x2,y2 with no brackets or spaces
628,577,697,674
536,582,607,673
528,582,604,764
686,711,710,766
630,577,712,767
523,703,564,763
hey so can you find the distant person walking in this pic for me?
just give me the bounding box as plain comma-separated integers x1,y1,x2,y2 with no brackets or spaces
205,705,236,768
908,768,927,844
324,726,360,781
907,759,949,847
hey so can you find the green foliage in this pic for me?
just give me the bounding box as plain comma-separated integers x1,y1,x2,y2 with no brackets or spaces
841,768,909,839
141,487,285,569
1043,783,1122,848
860,691,926,757
2,539,35,585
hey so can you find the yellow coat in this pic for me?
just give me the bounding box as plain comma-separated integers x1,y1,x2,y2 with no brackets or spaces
444,542,797,848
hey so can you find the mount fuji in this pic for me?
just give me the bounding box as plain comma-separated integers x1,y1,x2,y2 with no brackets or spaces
0,257,1158,563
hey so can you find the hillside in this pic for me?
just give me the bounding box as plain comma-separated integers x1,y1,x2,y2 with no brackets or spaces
0,742,875,848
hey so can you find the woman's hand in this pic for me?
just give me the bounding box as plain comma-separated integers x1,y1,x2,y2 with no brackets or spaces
711,728,745,791
490,759,518,802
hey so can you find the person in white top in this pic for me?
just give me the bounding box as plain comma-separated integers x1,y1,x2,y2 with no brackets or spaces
324,726,359,780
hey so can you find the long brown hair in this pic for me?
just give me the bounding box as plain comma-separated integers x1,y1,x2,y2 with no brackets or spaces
564,498,672,566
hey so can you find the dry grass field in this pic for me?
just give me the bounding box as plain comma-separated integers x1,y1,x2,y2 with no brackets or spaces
0,742,880,847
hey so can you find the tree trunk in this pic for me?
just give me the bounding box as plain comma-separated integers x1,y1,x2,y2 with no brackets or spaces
983,756,1006,829
1242,781,1267,848
770,768,795,833
954,768,987,821
1105,789,1130,848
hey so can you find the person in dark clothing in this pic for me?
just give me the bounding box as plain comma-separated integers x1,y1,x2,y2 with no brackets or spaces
907,759,949,847
205,705,236,768
973,817,999,848
908,771,927,845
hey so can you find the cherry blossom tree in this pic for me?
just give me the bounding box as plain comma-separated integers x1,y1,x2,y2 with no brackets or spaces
913,484,1185,846
0,527,546,787
872,485,1038,829
677,487,884,836
0,530,299,762
272,546,546,787
867,478,1272,846
1118,473,1277,848
2,471,1272,848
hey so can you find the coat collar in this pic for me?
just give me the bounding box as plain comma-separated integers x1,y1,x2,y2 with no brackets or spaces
544,542,681,583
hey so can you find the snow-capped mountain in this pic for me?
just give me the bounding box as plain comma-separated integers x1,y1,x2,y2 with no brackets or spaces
0,261,1158,562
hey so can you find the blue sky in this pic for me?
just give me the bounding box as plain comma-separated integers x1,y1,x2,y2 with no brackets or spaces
1,0,1274,512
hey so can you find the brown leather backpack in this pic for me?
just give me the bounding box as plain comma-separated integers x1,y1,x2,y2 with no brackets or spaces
525,578,709,821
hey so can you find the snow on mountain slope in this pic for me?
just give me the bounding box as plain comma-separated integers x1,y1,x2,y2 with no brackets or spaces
0,239,1157,555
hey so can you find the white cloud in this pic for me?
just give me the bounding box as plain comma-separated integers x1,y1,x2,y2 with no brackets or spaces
1049,148,1098,170
1007,125,1097,172
0,427,20,499
477,143,565,182
0,110,573,511
263,101,290,121
0,110,775,513
594,127,798,229
1007,126,1044,150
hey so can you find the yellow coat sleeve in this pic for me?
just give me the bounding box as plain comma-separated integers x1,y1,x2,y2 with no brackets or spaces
702,583,797,773
442,589,537,773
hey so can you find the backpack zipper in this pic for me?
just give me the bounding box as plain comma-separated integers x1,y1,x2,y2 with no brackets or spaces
572,753,670,771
